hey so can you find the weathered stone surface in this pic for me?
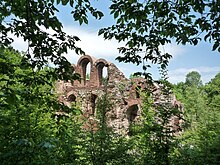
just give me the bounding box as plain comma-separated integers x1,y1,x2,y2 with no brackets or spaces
56,55,183,134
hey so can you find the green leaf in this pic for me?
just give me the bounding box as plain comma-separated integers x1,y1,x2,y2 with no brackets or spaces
56,0,61,4
61,0,69,5
79,18,83,25
114,11,119,19
69,0,74,7
212,42,219,51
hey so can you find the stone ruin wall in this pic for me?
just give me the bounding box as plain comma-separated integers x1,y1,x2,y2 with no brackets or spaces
56,55,183,134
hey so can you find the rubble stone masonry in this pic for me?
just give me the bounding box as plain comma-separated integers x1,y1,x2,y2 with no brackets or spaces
56,55,183,134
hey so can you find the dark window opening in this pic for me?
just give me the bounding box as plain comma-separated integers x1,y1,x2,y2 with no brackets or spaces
68,94,76,102
91,94,97,115
127,104,138,123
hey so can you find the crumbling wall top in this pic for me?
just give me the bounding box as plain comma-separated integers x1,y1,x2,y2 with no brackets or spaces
73,55,127,88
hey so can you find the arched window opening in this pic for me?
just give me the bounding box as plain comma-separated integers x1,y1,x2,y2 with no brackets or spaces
85,62,91,82
67,94,76,105
91,94,97,115
102,66,108,85
135,86,141,99
127,104,138,123
80,58,91,85
97,62,108,86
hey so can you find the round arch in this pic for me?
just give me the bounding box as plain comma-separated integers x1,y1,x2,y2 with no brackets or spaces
77,55,94,85
67,94,76,102
95,59,109,86
66,91,77,102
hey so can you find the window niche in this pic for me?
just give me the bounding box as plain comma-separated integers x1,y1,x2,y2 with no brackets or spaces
127,104,139,123
96,61,108,86
80,58,91,85
68,94,76,102
91,94,97,115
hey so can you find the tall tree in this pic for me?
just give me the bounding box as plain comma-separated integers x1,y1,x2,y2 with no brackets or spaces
0,47,84,164
130,83,181,165
81,91,133,165
185,71,202,87
0,48,55,163
172,72,220,164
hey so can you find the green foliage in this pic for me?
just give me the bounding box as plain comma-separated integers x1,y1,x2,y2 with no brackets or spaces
0,48,83,164
129,73,141,79
1,1,220,164
0,0,103,81
81,91,134,165
101,76,108,86
1,49,219,164
130,85,181,165
86,73,90,80
172,72,220,164
204,73,220,106
0,48,55,163
185,71,202,87
99,0,220,77
1,0,219,81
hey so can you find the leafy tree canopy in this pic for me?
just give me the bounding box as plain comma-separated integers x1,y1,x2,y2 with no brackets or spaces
99,0,220,78
185,71,202,87
0,0,103,81
204,72,220,105
0,0,219,80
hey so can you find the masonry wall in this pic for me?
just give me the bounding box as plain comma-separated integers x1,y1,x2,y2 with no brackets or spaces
56,55,183,134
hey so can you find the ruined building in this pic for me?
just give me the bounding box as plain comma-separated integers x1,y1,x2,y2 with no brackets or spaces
56,55,183,134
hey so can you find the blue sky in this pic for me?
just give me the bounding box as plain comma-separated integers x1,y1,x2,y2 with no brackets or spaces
11,1,220,84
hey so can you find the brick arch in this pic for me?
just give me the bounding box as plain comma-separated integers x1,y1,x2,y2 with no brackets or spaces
65,91,78,107
66,91,77,102
94,59,109,86
71,64,76,69
77,55,94,85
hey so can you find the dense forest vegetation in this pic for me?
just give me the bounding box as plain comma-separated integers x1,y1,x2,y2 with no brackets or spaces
1,0,219,164
0,48,219,164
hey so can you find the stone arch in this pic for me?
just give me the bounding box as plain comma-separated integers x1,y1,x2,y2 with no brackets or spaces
67,91,77,102
95,59,109,86
71,64,76,70
77,55,94,85
66,92,77,107
67,94,76,102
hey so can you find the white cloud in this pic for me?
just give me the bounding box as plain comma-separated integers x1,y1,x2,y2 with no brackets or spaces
50,26,187,64
159,43,186,59
10,34,28,52
9,23,186,64
63,26,123,60
9,25,124,64
168,66,220,84
8,25,198,83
